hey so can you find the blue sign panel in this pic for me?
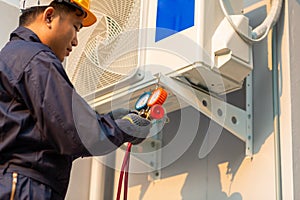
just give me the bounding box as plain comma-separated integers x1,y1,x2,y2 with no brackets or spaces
155,0,195,42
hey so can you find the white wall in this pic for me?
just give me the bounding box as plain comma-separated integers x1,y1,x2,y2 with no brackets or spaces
0,1,18,49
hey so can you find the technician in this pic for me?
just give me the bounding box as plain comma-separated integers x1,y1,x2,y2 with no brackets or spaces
0,0,151,199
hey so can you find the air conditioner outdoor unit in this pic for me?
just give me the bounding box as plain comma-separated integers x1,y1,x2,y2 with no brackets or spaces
65,0,252,114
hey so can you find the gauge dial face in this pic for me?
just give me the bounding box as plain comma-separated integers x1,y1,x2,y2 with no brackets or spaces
150,104,165,119
135,92,151,110
148,89,161,105
147,88,167,107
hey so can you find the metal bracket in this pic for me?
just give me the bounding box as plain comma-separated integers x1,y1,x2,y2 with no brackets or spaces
245,72,253,156
132,135,162,181
159,73,253,157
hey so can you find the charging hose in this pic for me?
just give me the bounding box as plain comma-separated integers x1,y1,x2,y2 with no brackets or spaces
116,142,132,200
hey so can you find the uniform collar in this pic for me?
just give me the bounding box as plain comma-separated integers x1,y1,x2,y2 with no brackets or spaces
10,26,42,43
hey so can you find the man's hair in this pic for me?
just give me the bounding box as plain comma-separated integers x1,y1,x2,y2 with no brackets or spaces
19,1,85,26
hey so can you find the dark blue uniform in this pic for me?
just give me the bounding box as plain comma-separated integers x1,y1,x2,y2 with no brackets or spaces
0,26,139,199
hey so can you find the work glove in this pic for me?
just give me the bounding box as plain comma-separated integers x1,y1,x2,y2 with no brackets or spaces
108,108,131,120
115,113,152,145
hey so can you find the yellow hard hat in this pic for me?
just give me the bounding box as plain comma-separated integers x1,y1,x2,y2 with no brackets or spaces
20,0,97,27
71,0,97,27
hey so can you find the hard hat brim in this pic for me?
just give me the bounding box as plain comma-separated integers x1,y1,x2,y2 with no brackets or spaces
82,7,97,27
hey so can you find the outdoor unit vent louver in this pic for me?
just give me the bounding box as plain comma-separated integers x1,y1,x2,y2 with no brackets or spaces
66,0,142,97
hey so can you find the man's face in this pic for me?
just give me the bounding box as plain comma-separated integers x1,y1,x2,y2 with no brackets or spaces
47,9,84,62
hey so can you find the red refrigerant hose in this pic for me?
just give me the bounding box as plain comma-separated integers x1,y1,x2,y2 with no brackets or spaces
116,142,132,200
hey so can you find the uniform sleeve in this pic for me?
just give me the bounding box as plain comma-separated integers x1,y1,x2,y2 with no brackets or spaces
20,51,125,157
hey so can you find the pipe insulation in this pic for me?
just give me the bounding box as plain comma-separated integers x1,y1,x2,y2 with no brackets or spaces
219,0,283,44
252,0,283,39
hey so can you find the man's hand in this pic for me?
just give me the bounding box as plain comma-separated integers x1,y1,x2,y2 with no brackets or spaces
115,113,152,145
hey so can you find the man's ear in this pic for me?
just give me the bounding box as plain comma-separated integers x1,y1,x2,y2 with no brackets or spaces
43,7,55,28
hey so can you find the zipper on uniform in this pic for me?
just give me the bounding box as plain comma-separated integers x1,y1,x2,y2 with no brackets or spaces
9,172,18,200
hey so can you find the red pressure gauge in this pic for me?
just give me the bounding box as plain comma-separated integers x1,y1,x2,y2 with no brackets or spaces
150,104,165,119
147,87,168,107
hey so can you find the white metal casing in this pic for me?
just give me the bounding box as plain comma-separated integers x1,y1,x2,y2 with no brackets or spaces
142,0,252,94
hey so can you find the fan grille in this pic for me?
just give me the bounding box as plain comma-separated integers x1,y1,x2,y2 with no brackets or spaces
66,0,141,96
